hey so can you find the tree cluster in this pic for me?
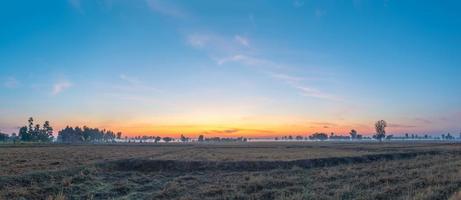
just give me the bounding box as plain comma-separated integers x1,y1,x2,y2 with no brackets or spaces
57,126,121,143
18,117,54,142
197,135,248,142
309,133,329,141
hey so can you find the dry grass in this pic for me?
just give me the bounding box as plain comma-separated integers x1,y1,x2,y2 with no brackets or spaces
1,142,461,199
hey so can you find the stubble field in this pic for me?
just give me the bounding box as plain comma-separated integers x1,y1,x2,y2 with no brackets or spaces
1,142,461,200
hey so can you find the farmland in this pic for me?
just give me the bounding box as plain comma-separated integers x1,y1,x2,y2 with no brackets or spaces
1,142,461,199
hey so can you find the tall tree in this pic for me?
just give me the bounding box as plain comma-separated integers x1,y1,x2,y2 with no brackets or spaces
27,117,34,138
374,120,387,141
41,121,53,142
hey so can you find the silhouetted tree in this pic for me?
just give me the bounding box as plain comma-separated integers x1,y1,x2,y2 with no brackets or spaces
198,135,204,142
154,136,161,143
374,120,387,141
180,134,189,142
349,129,358,140
28,117,34,136
41,121,54,142
19,126,29,141
116,132,122,139
296,135,303,140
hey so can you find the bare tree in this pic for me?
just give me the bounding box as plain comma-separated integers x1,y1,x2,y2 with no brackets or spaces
374,120,387,141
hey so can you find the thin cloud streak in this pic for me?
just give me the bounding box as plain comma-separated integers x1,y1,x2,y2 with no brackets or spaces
117,74,161,92
234,35,250,47
52,80,72,95
293,0,305,8
146,0,186,18
3,77,19,89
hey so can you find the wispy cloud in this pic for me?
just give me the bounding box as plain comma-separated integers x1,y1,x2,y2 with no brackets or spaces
270,72,339,100
293,0,305,8
117,74,160,92
269,73,304,82
234,35,250,47
293,85,339,100
68,0,84,13
216,54,268,66
186,32,338,101
202,128,273,136
146,0,186,18
217,55,339,100
52,80,72,95
315,8,327,17
203,129,240,135
388,123,417,128
187,33,248,55
414,118,432,124
187,34,211,48
3,77,19,89
68,0,80,8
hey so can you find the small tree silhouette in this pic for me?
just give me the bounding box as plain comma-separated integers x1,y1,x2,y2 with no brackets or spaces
198,135,204,142
349,129,358,140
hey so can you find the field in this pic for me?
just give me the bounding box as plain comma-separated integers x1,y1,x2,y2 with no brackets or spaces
1,142,461,200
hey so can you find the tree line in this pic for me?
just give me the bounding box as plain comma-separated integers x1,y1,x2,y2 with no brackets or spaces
57,126,122,143
125,134,248,143
1,119,459,143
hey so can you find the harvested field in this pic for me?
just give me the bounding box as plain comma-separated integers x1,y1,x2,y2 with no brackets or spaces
1,142,461,199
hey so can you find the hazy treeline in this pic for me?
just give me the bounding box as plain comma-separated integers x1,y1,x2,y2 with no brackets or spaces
126,134,248,143
57,126,122,143
1,119,460,143
276,130,364,141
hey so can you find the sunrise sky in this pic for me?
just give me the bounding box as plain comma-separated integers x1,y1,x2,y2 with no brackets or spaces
1,0,460,137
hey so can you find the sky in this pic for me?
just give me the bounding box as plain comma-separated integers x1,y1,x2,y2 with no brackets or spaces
0,0,460,138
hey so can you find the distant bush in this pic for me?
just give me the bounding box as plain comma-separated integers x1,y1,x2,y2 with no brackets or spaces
309,133,328,141
0,132,9,142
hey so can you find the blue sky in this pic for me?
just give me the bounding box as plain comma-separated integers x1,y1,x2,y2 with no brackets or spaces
0,0,460,137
